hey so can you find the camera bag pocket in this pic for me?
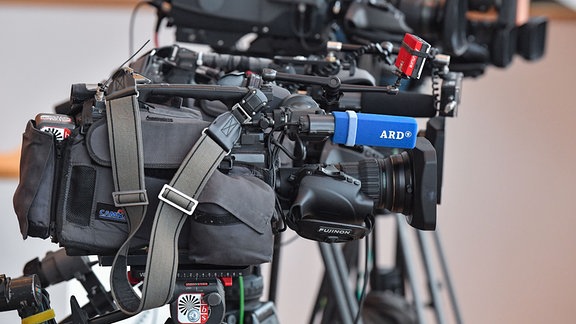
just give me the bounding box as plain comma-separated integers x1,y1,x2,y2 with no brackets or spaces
185,168,276,266
13,120,58,239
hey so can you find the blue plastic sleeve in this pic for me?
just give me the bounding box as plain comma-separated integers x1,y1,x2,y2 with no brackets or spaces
344,110,358,146
332,111,418,149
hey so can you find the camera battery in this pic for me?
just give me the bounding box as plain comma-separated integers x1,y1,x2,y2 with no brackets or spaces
35,113,75,141
395,33,431,79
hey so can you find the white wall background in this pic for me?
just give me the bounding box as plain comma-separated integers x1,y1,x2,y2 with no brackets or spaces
1,4,575,324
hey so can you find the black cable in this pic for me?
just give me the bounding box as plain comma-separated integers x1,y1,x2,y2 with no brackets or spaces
41,289,58,324
280,233,300,246
129,1,153,58
353,234,371,324
274,196,288,234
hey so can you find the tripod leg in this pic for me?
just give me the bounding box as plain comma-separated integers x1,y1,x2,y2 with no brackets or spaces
395,213,427,324
330,243,365,324
433,229,463,324
313,242,363,324
307,270,332,324
69,296,89,324
416,231,448,324
268,231,283,303
318,242,355,324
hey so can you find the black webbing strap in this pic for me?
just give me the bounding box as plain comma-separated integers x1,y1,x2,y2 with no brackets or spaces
400,40,430,58
105,89,266,315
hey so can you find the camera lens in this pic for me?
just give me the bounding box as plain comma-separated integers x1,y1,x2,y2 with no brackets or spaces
393,0,468,55
335,137,437,230
336,151,413,215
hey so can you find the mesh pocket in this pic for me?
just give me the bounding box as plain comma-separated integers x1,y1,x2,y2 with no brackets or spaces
65,165,96,226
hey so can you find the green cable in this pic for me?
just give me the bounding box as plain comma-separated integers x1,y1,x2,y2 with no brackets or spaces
238,275,245,324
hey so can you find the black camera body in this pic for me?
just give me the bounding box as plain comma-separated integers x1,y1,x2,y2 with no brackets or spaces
5,1,551,323
124,46,438,240
169,0,332,57
57,44,439,247
161,0,547,78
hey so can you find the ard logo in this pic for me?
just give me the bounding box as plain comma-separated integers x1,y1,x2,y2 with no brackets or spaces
379,130,412,140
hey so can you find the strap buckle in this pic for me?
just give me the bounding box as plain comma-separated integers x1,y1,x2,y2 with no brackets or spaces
158,184,198,216
231,102,252,124
112,190,148,207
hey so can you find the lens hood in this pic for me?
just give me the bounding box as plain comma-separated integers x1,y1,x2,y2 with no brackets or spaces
442,0,469,56
406,137,437,230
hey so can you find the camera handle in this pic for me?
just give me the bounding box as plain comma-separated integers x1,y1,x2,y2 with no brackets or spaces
261,68,400,111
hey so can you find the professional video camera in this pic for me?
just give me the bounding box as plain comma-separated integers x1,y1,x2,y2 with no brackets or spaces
154,0,546,77
6,1,547,323
11,32,443,322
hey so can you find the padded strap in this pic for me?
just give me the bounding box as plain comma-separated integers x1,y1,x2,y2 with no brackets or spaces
105,81,267,316
107,95,244,315
111,131,229,314
106,96,148,211
105,95,151,314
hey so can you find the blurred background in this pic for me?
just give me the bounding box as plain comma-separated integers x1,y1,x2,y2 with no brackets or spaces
0,1,575,323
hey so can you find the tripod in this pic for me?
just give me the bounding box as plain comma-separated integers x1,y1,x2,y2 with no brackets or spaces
305,213,463,324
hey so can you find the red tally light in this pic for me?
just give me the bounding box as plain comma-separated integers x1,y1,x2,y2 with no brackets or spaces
395,33,431,79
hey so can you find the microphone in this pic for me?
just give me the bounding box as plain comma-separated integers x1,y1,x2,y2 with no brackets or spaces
356,91,437,118
332,111,418,149
299,111,419,149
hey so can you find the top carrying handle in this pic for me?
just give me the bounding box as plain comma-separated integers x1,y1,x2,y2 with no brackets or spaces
104,68,268,316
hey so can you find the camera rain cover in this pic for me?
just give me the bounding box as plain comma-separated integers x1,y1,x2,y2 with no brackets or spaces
14,103,277,266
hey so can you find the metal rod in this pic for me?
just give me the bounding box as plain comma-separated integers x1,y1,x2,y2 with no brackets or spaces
308,272,329,324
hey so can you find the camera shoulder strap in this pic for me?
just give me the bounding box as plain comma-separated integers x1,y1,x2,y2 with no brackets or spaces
105,89,266,316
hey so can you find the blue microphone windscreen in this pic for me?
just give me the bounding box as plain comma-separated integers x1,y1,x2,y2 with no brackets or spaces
332,111,418,149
